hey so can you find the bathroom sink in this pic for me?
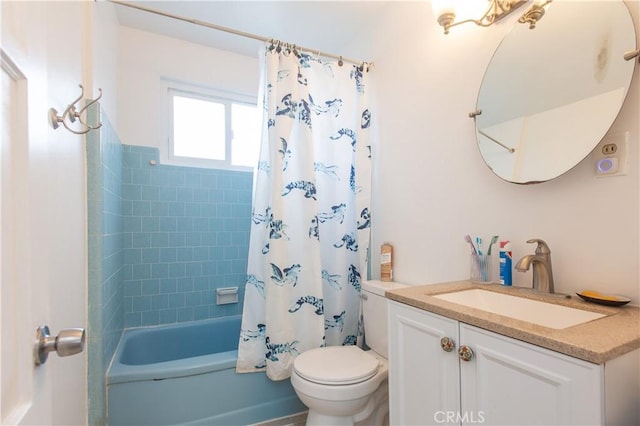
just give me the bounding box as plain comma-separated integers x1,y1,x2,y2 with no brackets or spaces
433,289,606,329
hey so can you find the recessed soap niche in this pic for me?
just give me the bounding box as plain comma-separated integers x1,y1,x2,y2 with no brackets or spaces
216,287,239,305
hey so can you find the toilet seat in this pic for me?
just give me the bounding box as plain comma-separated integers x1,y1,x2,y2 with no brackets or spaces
294,346,379,385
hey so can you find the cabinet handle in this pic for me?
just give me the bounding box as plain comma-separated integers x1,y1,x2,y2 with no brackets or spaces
458,345,474,362
440,336,455,352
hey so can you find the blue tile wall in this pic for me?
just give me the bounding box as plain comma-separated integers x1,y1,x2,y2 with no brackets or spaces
121,145,252,327
86,105,124,426
91,128,368,422
87,109,253,423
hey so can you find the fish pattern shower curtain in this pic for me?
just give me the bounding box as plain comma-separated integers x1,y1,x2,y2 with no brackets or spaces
236,45,373,380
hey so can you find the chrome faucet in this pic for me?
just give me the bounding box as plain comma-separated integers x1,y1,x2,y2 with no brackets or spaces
515,239,555,294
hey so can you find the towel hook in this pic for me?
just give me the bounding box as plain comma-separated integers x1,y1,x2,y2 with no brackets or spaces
48,84,103,135
76,88,103,130
49,84,85,131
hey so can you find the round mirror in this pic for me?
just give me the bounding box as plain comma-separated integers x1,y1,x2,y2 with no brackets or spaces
475,0,637,184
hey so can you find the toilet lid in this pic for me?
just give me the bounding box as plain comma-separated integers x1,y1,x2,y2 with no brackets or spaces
293,346,379,385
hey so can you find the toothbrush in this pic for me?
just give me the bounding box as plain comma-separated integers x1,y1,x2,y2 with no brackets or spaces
487,235,499,256
464,235,477,254
476,237,486,281
466,235,484,281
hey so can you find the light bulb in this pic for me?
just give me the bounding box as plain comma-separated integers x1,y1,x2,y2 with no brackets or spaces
431,0,456,20
431,0,494,22
456,0,491,21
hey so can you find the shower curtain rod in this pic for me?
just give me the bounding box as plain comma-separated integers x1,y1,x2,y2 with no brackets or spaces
105,0,368,66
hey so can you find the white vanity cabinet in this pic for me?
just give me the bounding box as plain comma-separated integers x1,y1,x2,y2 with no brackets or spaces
388,300,461,425
388,301,637,426
458,323,601,425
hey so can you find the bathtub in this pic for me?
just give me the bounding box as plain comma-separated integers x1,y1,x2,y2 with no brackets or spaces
106,316,305,425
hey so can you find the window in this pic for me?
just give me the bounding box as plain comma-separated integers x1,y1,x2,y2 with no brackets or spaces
169,88,261,169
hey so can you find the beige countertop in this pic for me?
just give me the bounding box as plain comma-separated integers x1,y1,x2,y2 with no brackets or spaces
385,280,640,364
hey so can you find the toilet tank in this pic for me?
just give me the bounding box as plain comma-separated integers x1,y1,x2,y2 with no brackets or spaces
362,280,408,358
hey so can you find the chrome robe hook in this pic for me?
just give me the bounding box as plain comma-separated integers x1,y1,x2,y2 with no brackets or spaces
49,84,103,135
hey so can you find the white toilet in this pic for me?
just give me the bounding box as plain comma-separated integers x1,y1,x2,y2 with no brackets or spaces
290,280,407,426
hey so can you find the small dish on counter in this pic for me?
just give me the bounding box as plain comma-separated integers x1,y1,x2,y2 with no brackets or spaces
576,290,631,307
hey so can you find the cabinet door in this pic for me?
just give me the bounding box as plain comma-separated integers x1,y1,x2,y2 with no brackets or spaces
388,301,460,426
460,324,603,426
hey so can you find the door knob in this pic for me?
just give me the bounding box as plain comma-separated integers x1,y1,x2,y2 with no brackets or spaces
34,325,85,365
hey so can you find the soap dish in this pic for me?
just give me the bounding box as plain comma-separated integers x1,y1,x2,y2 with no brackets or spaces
576,291,631,307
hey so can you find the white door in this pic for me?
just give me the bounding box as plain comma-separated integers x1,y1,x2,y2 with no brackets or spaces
1,46,34,426
460,323,603,425
1,1,87,425
388,301,460,426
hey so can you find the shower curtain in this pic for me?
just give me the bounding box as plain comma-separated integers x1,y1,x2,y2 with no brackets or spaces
237,45,373,381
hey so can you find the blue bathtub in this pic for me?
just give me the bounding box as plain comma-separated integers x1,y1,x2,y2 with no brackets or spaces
106,316,305,425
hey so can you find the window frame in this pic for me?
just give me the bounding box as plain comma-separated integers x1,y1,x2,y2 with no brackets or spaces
165,81,259,171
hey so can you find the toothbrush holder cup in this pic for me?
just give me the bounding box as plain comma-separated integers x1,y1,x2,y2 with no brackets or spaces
471,253,492,283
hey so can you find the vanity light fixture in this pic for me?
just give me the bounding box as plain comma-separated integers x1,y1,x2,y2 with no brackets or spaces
517,0,552,29
432,0,552,35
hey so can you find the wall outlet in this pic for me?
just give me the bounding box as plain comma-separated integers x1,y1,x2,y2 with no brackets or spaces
601,143,617,155
593,131,629,178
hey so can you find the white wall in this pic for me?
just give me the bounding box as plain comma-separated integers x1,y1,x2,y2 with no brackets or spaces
349,1,640,303
88,0,120,126
117,26,259,162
